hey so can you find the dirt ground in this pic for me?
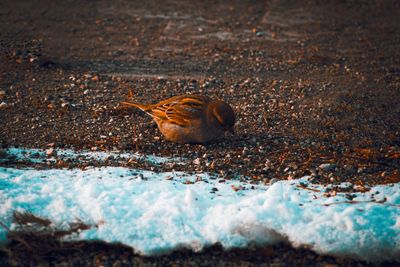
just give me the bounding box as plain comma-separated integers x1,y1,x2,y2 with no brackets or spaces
0,0,399,266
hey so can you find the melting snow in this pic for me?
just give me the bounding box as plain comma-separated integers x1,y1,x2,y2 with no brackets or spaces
0,149,399,262
0,147,178,165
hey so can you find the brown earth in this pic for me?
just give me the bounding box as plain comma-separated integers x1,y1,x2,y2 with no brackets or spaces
0,0,399,266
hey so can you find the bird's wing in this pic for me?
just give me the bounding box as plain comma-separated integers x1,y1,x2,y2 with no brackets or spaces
151,95,209,126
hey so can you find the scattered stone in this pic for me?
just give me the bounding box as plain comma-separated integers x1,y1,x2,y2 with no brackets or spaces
318,163,335,171
193,158,201,165
61,102,69,108
111,260,122,267
210,187,218,193
269,178,278,185
0,102,7,109
46,148,55,156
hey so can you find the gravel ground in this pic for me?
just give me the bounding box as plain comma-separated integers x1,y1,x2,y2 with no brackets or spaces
0,0,399,266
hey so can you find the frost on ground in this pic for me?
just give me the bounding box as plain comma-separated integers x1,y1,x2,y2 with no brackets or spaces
0,147,178,165
0,149,399,262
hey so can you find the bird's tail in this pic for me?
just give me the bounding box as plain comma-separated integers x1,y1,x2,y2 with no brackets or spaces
121,101,146,110
121,101,154,116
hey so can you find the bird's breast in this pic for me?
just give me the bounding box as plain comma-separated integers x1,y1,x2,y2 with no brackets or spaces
157,120,223,144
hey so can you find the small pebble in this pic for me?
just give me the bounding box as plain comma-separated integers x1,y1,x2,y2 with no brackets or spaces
269,178,278,185
319,163,335,171
0,102,7,109
193,158,201,165
46,148,55,156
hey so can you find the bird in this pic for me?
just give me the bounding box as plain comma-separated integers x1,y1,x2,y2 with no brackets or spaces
121,94,236,144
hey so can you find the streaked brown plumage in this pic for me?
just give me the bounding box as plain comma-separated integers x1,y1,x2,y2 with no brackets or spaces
121,95,236,144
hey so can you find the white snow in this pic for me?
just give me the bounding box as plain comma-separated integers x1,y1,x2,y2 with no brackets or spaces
0,147,179,165
0,149,399,262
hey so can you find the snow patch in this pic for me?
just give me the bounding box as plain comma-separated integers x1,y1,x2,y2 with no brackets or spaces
0,147,179,165
0,166,399,262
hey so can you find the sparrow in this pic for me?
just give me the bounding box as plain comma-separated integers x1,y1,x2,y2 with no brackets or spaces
121,94,236,144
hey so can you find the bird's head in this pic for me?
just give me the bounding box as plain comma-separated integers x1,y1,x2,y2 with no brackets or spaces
210,100,236,134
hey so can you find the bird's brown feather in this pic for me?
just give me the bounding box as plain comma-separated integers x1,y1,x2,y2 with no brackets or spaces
122,95,209,127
